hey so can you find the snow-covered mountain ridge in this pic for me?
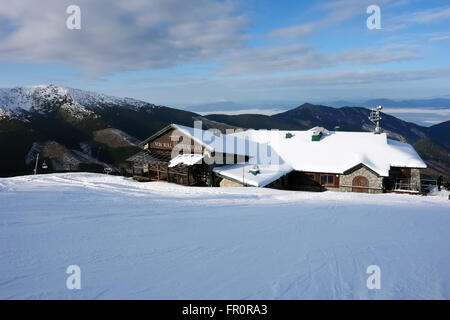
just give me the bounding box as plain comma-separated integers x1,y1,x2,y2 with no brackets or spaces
0,85,96,120
66,87,152,110
0,84,155,119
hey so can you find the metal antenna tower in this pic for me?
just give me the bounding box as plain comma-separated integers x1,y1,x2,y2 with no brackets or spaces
369,105,383,134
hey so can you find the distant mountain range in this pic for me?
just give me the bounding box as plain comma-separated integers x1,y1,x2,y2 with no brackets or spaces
185,98,450,112
1,85,449,179
328,98,450,109
185,98,450,126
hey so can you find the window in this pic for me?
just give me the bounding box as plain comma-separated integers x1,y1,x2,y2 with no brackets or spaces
320,175,334,186
328,175,334,185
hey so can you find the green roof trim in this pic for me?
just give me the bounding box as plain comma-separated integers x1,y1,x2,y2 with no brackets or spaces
311,132,322,141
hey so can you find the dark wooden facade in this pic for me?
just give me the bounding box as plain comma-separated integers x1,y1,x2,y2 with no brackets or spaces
145,127,205,154
285,171,340,191
127,127,208,186
127,124,250,186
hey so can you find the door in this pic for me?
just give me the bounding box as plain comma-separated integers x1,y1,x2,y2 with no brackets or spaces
352,176,369,193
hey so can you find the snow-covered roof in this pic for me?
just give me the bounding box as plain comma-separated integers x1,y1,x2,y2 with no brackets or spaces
214,162,293,187
144,124,250,156
169,154,204,167
230,128,426,177
149,124,426,182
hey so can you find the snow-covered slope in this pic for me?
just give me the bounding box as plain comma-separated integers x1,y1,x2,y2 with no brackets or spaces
0,86,35,111
0,85,95,119
0,85,153,118
0,108,11,119
0,173,449,299
67,87,152,110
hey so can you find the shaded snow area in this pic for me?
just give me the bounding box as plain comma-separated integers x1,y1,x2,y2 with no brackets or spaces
0,173,449,299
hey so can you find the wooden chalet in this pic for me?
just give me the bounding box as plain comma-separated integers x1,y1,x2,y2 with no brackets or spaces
125,124,247,186
126,124,427,194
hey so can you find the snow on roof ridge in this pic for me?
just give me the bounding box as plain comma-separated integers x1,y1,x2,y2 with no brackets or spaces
170,124,425,178
169,153,205,168
214,161,293,187
172,123,250,156
141,124,426,182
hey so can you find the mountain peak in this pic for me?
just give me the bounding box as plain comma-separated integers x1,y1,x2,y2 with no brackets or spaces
298,102,315,108
0,85,158,120
66,87,151,109
0,84,72,112
297,102,331,109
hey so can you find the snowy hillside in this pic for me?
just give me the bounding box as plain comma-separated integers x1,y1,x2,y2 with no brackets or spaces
0,85,153,114
0,86,36,111
0,85,94,119
0,173,449,299
67,87,151,109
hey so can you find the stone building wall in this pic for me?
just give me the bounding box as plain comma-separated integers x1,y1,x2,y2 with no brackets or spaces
339,166,383,193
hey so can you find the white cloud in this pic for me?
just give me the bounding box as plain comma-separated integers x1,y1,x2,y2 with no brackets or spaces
382,24,407,32
402,7,450,23
268,24,315,39
0,0,248,76
196,108,286,116
430,34,450,41
268,0,394,40
230,68,450,89
331,44,421,65
219,44,422,75
382,108,450,116
220,44,328,75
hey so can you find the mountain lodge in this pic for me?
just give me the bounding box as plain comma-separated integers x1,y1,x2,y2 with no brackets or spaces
125,123,427,194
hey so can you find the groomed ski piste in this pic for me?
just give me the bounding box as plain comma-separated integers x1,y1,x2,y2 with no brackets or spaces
0,173,449,299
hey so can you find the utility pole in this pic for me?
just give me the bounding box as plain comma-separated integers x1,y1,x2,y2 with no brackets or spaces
34,153,39,175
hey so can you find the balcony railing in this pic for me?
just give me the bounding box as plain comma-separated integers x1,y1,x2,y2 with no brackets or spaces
393,179,420,192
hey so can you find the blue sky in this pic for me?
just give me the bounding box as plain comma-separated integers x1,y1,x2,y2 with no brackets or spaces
0,0,449,107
